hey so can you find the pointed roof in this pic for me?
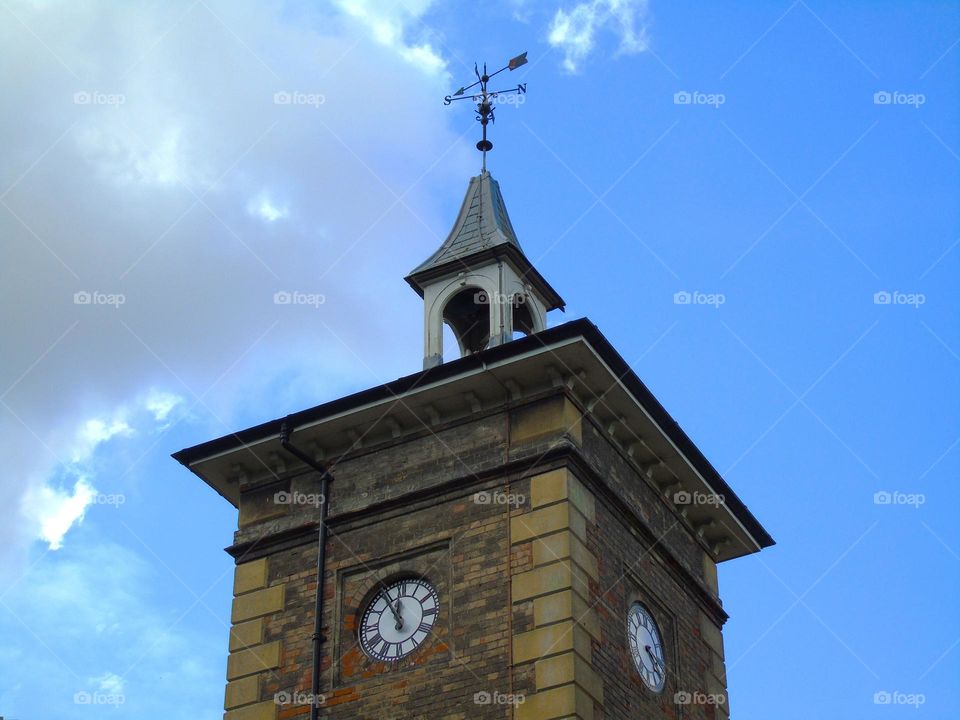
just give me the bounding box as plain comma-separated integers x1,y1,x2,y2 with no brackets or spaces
409,171,520,274
406,171,564,310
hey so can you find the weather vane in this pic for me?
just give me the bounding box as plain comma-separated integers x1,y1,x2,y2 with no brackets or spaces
444,51,528,172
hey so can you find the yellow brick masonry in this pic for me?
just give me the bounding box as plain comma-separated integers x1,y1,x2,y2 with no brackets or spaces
511,468,603,720
224,557,284,720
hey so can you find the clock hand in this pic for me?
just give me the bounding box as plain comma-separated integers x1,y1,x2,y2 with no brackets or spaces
393,599,404,631
644,645,666,674
381,587,403,630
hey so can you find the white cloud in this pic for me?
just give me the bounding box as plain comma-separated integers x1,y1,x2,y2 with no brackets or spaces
71,416,134,464
547,0,650,73
334,0,447,76
143,389,183,423
246,192,288,223
22,477,96,550
17,391,189,552
19,405,136,551
94,671,125,695
509,0,534,24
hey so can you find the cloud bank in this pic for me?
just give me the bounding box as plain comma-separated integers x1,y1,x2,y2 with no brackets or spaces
0,0,470,563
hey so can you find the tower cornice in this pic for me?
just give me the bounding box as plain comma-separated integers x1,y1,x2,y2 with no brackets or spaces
173,318,774,562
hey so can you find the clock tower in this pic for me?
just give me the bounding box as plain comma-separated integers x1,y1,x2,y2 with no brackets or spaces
174,170,773,720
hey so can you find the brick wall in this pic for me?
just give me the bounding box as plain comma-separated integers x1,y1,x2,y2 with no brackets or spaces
217,390,730,719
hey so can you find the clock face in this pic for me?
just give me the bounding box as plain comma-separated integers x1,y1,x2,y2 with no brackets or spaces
358,578,439,662
627,602,667,692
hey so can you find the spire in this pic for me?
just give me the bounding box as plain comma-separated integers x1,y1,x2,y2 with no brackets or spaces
406,172,564,369
407,171,520,278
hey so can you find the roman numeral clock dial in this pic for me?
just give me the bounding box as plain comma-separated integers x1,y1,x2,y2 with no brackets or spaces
628,603,667,693
359,578,439,662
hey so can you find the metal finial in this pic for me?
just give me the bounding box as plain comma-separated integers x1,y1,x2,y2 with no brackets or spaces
444,51,528,172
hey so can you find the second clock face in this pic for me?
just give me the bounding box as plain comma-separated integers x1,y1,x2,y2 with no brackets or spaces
627,602,667,692
358,578,439,662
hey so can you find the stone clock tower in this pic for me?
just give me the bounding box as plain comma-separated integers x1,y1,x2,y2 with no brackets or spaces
174,171,773,720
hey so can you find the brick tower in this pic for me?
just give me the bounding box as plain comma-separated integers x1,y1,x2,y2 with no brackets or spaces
174,170,773,720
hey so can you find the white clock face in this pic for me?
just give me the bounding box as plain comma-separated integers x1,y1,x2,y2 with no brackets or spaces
627,603,667,692
359,578,439,662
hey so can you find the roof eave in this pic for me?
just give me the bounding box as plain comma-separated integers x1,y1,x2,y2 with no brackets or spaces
404,244,565,311
173,319,771,552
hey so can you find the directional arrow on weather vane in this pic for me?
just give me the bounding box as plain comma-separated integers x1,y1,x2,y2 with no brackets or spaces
443,51,528,170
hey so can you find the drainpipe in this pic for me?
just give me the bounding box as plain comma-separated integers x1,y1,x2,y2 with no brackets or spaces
280,420,333,720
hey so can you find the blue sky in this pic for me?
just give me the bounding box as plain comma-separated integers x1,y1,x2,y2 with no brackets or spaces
1,1,957,718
